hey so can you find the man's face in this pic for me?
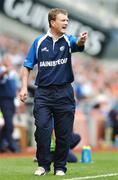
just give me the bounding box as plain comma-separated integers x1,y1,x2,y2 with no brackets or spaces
51,13,69,35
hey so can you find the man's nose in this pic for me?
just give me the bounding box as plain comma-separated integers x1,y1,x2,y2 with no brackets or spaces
65,20,68,25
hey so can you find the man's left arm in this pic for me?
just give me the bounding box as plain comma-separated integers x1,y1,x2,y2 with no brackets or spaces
69,32,88,52
77,32,88,47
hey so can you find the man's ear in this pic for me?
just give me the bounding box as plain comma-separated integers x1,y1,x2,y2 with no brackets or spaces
51,20,55,27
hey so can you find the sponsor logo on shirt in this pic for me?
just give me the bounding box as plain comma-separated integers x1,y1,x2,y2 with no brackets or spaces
40,58,68,67
60,46,65,51
41,47,49,52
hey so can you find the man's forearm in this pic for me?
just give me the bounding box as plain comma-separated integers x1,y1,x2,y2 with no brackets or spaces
21,66,31,89
77,41,85,47
77,32,88,47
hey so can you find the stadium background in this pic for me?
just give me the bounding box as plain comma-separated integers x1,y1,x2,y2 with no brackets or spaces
0,0,118,150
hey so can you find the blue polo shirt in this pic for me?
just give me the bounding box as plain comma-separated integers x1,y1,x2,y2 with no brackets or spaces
23,32,84,86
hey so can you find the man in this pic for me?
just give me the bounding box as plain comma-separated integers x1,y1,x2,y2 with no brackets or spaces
0,54,20,152
19,8,87,176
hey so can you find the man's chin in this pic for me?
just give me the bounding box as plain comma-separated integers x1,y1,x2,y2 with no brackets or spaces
61,30,66,34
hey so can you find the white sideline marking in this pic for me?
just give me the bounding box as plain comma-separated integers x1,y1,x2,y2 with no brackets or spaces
63,173,118,180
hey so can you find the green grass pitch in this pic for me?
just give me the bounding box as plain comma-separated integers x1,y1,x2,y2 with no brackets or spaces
0,151,118,180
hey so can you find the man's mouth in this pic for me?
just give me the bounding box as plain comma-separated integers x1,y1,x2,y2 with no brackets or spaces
62,26,67,30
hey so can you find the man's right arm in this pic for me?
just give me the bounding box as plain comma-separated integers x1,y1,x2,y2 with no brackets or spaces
19,38,39,102
19,66,31,102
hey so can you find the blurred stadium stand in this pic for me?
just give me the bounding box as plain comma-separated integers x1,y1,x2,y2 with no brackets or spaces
40,0,118,28
0,13,39,44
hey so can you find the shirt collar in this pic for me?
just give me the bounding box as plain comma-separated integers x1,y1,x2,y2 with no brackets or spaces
47,30,64,41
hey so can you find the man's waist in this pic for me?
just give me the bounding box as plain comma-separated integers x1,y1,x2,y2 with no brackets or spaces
38,83,71,89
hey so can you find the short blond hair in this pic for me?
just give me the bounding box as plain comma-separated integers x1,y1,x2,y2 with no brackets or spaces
48,8,68,27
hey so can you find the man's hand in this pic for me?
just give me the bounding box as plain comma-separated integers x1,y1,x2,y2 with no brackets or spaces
77,32,88,46
19,88,28,102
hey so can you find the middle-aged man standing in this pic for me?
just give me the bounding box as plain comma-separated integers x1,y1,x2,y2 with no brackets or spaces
19,8,88,176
